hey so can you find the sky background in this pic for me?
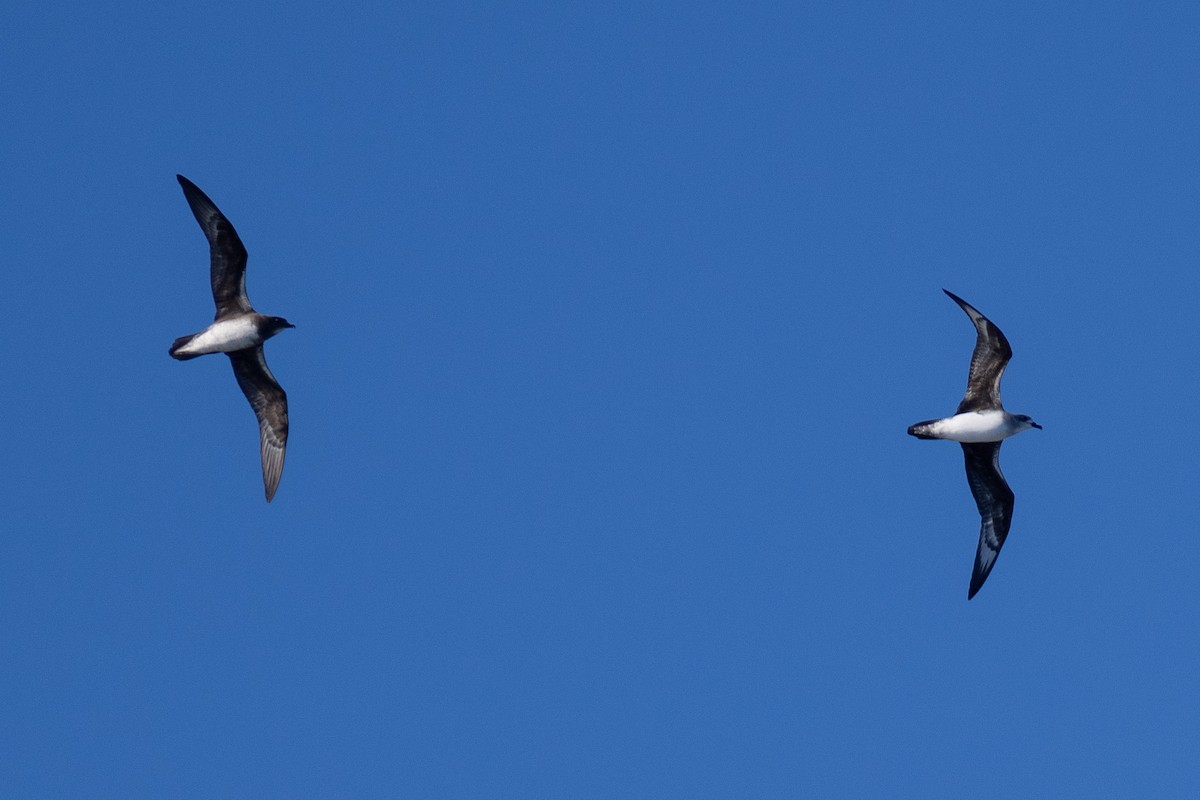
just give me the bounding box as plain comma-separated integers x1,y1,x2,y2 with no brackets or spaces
2,1,1199,796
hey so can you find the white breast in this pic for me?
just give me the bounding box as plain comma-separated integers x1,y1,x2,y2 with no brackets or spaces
928,409,1013,443
184,317,261,355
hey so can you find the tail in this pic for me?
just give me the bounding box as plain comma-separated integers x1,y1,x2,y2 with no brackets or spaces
907,419,941,440
169,334,201,360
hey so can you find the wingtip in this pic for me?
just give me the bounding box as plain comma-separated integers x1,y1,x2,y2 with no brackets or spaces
176,174,201,195
263,465,282,503
941,290,992,330
264,472,280,502
968,568,988,600
942,288,966,306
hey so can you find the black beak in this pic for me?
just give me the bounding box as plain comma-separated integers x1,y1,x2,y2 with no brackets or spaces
1032,422,1043,430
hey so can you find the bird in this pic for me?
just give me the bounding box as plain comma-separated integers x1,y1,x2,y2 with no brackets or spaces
908,290,1041,599
169,174,294,502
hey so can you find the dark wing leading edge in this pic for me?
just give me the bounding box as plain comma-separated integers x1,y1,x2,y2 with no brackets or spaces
228,347,288,502
177,175,251,320
961,442,1015,600
943,289,1012,414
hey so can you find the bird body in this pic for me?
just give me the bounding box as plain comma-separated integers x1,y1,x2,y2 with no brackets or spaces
908,408,1038,443
170,315,279,360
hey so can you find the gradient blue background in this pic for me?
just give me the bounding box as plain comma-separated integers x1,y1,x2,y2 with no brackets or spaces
3,2,1198,796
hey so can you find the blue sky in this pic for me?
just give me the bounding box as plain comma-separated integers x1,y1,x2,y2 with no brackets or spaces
2,1,1199,796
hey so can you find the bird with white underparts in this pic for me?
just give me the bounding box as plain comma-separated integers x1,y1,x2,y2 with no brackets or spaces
908,290,1041,599
169,175,294,502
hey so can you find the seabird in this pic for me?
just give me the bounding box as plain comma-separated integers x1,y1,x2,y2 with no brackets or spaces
169,175,294,502
908,290,1041,599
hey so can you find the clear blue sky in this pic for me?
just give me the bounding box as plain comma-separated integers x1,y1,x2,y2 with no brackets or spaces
2,1,1198,796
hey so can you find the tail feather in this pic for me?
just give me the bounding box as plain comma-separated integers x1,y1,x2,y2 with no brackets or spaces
169,334,201,360
907,419,941,439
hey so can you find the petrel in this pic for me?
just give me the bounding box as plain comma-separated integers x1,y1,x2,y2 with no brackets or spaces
169,175,294,502
908,290,1041,599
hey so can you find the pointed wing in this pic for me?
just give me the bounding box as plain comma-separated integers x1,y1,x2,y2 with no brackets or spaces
228,347,288,502
961,442,1015,599
944,290,1012,414
177,175,251,320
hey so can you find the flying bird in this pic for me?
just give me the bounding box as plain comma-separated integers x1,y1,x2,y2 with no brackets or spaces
169,175,294,501
908,290,1041,599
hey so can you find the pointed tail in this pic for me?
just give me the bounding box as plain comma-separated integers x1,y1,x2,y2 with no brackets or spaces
907,419,942,440
169,334,201,361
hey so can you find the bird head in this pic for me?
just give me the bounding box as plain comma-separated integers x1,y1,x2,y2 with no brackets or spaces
266,316,295,336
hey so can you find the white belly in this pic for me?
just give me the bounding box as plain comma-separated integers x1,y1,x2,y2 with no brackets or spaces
181,317,260,355
929,409,1013,443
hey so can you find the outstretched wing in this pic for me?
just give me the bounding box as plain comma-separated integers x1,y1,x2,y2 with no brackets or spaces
961,441,1015,599
944,290,1012,414
228,347,288,502
177,175,251,320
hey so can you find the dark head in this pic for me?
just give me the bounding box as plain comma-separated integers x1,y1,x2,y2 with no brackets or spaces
1014,414,1042,432
262,316,296,338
